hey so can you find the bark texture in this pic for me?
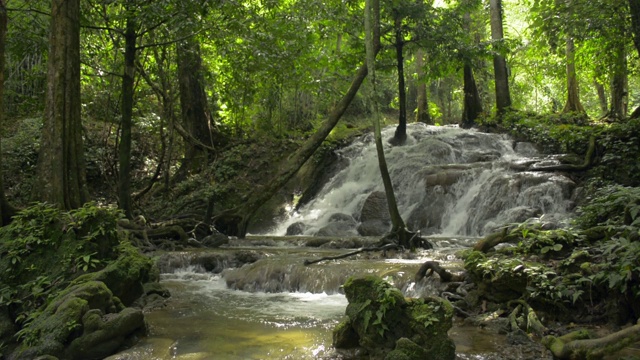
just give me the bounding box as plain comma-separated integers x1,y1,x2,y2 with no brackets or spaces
392,15,407,144
461,63,483,128
35,0,88,209
414,49,431,124
562,36,585,113
489,0,511,113
176,37,217,176
118,9,136,218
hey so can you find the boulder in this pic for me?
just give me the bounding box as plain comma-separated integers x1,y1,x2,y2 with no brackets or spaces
357,220,390,236
285,221,307,235
333,276,456,360
316,213,357,237
359,192,390,223
8,281,144,360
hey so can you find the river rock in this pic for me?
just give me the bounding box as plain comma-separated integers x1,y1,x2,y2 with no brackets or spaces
315,213,357,236
333,275,455,360
286,221,307,235
359,192,391,223
357,220,390,236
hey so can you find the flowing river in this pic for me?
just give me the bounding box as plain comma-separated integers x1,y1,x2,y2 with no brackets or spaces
110,124,591,359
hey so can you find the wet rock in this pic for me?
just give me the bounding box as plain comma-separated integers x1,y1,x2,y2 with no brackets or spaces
286,221,307,235
359,192,391,223
0,307,16,349
201,233,229,248
357,220,390,236
333,275,455,360
316,213,357,236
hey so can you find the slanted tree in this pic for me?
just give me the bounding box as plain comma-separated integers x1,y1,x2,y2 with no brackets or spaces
489,0,511,113
392,7,408,144
0,0,17,225
35,0,89,209
365,0,415,247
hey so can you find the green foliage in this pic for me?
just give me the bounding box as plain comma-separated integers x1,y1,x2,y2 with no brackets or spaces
574,185,640,228
0,203,124,326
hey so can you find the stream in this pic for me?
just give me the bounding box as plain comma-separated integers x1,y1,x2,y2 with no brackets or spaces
110,124,593,359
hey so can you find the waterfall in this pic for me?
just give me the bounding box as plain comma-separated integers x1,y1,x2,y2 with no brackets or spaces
272,123,576,237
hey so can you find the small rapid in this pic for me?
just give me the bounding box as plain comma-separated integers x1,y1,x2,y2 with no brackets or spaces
271,123,576,237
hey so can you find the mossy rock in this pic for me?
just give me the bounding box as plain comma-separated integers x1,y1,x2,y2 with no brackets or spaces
72,246,154,306
9,281,144,360
335,275,455,360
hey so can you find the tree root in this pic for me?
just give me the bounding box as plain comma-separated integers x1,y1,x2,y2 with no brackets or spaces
415,261,465,282
542,320,640,360
507,299,548,338
303,243,398,265
473,228,517,253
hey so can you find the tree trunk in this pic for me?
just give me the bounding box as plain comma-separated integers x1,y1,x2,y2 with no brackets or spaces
175,37,217,178
461,63,483,128
392,15,407,145
414,49,431,124
594,78,608,115
365,0,407,237
215,43,381,238
35,0,88,210
562,36,585,113
489,0,511,113
0,0,17,225
609,40,627,120
629,0,640,57
118,8,136,218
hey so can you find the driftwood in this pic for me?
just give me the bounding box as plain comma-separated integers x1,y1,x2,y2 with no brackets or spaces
542,321,640,360
415,261,465,282
303,243,398,266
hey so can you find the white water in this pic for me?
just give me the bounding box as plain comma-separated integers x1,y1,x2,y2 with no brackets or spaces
271,123,576,237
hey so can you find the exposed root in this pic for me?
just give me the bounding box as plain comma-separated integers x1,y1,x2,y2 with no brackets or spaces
415,261,465,282
507,299,548,338
542,320,640,360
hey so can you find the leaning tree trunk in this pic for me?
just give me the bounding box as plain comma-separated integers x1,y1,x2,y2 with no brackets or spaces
215,41,381,238
489,0,511,114
414,49,432,124
118,8,136,218
35,0,88,210
0,0,17,224
562,36,585,113
365,0,409,244
392,15,407,145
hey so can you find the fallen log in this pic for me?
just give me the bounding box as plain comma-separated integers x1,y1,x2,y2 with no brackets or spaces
542,321,640,360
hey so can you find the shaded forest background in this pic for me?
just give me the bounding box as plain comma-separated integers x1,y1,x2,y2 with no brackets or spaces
1,0,640,231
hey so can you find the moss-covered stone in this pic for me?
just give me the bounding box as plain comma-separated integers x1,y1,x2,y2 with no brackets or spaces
334,275,455,360
8,281,145,360
71,244,154,306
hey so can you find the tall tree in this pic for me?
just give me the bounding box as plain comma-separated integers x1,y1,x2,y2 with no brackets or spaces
35,0,88,209
562,35,584,113
0,0,16,225
489,0,511,113
175,36,217,177
460,11,483,128
365,0,412,245
392,10,408,144
414,49,432,124
118,1,136,218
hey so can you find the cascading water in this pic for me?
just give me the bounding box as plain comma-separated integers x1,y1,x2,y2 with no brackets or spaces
109,124,583,360
273,123,576,238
